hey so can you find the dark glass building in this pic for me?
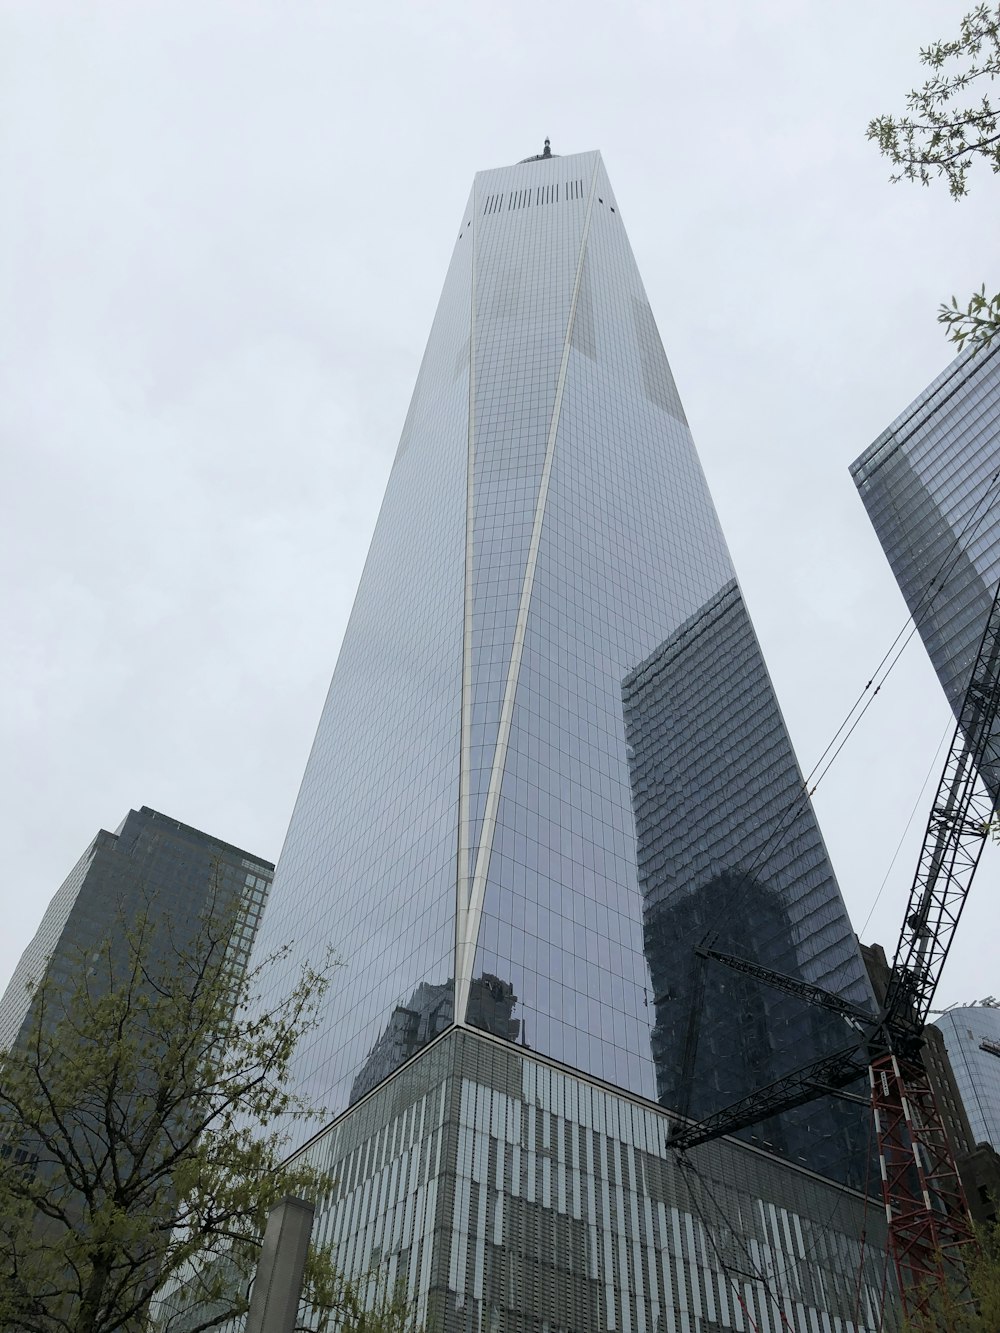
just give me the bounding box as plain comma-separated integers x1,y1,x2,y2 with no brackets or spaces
0,806,273,1055
1,807,274,1330
850,347,1000,771
623,581,870,1181
244,148,890,1330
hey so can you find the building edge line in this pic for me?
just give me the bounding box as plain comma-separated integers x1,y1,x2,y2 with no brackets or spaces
456,184,478,1012
455,154,601,1020
282,1022,874,1205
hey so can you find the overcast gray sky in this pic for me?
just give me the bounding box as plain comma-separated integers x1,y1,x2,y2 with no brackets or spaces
2,0,996,1011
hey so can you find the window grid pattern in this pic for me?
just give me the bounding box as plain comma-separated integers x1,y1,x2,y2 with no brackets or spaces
470,156,734,1103
466,154,593,867
0,808,273,1055
851,348,1000,736
622,582,873,1184
246,182,476,1118
297,1030,896,1333
465,154,870,1184
933,1007,1000,1153
247,152,874,1184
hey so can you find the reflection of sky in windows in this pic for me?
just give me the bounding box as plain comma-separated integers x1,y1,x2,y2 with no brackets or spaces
248,151,873,1181
851,350,1000,730
934,1007,1000,1152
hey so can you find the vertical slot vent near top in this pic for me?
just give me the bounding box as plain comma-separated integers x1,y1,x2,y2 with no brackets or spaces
489,180,580,214
533,184,562,206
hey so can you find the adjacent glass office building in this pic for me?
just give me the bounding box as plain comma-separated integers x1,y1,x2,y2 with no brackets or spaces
850,347,1000,745
0,807,273,1055
245,148,887,1329
622,581,872,1180
933,1005,1000,1155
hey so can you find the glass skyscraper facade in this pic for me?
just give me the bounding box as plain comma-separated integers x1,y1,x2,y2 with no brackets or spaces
2,808,275,1333
292,1028,891,1333
622,581,871,1180
210,144,903,1333
0,807,273,1055
850,347,1000,748
932,1006,1000,1155
252,145,874,1191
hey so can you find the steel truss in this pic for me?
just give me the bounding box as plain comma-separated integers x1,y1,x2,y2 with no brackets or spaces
669,578,1000,1323
870,1052,975,1310
885,581,1000,1038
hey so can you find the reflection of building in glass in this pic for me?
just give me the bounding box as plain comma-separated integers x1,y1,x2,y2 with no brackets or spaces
623,581,873,1182
350,974,519,1104
851,349,1000,797
298,1030,892,1333
644,872,796,1109
242,148,890,1327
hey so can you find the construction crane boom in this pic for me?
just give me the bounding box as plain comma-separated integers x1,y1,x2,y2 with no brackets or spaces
669,575,1000,1319
885,590,1000,1035
697,947,876,1027
669,1041,871,1151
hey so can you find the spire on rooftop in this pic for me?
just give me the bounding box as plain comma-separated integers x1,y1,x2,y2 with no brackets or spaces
519,137,558,164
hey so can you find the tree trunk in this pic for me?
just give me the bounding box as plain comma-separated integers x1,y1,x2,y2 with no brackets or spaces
75,1248,113,1333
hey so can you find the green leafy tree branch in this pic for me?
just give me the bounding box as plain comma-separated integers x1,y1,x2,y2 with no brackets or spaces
867,3,1000,353
901,1220,1000,1331
0,890,421,1333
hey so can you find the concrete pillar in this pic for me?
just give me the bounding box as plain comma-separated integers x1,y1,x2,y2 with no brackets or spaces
245,1196,315,1333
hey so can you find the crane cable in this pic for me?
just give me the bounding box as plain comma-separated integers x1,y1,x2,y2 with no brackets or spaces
801,461,1000,802
852,1111,877,1331
672,466,1000,1159
678,1152,798,1331
683,1136,887,1333
700,464,1000,954
858,711,953,938
684,1185,762,1332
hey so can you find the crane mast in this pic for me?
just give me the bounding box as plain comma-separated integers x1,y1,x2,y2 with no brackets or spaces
669,576,1000,1322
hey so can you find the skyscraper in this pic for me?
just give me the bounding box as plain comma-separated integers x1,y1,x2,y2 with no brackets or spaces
0,807,273,1055
850,347,1000,737
247,147,887,1330
0,808,274,1331
933,1004,1000,1156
